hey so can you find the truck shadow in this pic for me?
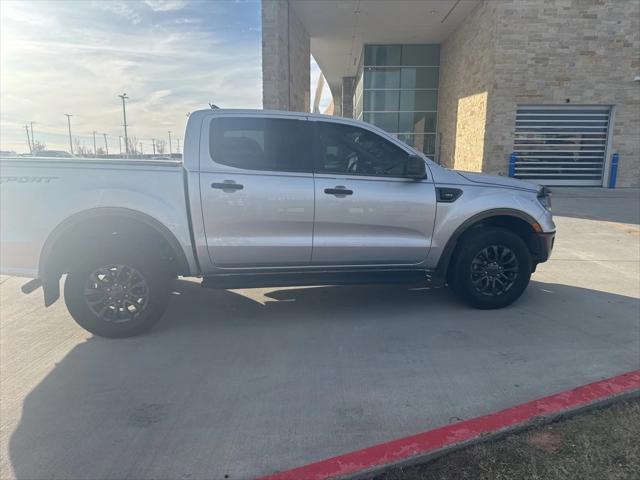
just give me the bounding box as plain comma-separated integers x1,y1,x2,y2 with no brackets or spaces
152,279,458,333
7,279,640,480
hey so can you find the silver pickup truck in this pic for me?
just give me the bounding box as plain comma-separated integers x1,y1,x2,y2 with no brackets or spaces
1,109,555,337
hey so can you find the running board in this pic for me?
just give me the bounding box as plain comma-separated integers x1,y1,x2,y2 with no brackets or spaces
201,269,436,290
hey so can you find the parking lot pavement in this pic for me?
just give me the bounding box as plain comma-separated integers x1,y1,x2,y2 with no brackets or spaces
1,188,639,480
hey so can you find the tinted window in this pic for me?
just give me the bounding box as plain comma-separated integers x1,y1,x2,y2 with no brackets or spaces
363,67,401,89
315,123,409,177
401,45,440,66
400,67,439,89
363,90,399,111
399,112,437,134
364,112,399,132
364,45,401,66
397,133,436,156
400,90,437,111
210,117,310,172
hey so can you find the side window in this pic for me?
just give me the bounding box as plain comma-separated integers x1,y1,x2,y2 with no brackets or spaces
315,122,409,177
210,117,311,172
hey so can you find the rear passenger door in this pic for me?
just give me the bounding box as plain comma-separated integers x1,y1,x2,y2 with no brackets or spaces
199,115,314,268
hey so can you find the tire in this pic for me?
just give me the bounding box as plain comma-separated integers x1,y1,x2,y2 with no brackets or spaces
449,227,532,309
64,249,172,338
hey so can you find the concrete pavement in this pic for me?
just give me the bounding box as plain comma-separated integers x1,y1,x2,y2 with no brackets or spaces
1,188,639,480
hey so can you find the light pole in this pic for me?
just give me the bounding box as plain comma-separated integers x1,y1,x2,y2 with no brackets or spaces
168,130,172,156
64,114,73,155
25,125,32,154
118,136,123,155
118,93,129,155
29,122,35,150
103,133,109,156
92,131,97,156
152,138,156,155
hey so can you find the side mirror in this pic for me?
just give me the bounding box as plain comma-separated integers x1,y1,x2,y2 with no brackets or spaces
405,154,426,180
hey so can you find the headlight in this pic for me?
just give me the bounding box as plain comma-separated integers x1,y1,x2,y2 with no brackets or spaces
537,187,552,211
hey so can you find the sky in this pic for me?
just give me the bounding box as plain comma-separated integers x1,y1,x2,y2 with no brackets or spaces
0,0,266,154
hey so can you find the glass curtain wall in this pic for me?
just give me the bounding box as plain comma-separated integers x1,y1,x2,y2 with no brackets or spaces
353,44,439,158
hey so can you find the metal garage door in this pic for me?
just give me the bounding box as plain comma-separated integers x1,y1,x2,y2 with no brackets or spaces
512,105,611,186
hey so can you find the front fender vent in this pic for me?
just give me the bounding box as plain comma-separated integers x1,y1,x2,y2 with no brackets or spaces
436,187,463,203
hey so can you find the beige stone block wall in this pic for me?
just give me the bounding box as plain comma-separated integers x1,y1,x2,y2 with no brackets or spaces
262,0,310,112
438,0,639,187
453,92,489,171
341,77,355,118
488,0,640,186
288,3,310,112
438,1,498,171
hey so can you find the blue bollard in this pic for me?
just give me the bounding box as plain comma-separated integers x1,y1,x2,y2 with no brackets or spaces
608,153,619,189
508,153,517,178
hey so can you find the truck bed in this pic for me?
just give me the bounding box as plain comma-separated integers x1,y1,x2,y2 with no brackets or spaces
0,156,194,277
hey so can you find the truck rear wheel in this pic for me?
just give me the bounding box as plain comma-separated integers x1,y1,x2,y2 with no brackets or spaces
64,251,172,338
449,227,532,309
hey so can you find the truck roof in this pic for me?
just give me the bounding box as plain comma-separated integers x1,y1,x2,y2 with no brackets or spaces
191,108,341,121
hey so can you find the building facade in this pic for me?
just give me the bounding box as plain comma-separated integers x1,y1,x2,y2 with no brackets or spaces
262,0,640,187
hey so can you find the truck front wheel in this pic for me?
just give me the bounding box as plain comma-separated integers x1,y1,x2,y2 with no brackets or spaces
64,251,172,338
449,227,532,309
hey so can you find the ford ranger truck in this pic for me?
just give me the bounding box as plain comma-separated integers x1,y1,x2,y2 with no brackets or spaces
0,109,555,337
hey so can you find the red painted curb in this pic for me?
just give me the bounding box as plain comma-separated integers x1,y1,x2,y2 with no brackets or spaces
258,369,640,480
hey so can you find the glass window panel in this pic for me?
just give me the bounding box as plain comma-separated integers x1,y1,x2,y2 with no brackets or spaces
210,118,311,172
401,45,440,66
364,45,401,66
364,67,401,89
363,112,399,132
400,67,439,89
399,112,437,134
399,90,438,111
364,90,400,111
315,122,409,177
398,133,436,155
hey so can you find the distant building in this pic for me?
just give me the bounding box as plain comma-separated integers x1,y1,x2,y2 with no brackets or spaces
261,0,639,187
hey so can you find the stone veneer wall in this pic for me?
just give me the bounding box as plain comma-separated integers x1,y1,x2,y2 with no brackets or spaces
437,1,498,171
438,0,639,186
341,77,355,118
489,0,639,186
262,0,310,112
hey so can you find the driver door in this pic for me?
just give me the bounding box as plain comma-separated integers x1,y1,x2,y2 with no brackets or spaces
311,120,437,266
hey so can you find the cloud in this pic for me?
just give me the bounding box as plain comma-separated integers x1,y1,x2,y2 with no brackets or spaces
95,1,143,25
144,0,188,12
0,0,262,153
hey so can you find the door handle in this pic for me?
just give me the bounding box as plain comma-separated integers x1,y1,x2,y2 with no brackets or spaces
211,181,244,191
324,186,353,196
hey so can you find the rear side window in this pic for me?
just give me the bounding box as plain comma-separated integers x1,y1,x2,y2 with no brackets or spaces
210,117,311,172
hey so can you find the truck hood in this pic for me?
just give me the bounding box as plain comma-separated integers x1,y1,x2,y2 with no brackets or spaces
456,171,539,192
